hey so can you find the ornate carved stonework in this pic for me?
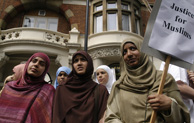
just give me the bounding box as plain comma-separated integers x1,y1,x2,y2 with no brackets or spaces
89,47,121,59
45,32,69,45
1,31,21,41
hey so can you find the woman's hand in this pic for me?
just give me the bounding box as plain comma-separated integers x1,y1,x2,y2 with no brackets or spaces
188,71,194,88
147,94,172,111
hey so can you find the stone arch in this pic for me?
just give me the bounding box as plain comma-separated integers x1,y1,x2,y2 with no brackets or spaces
0,0,78,30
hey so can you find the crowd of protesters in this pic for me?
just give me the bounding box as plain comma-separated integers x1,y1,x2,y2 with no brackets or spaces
0,38,193,123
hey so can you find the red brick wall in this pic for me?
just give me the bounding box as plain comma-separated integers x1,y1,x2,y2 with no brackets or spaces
141,9,151,36
140,0,155,36
6,9,71,34
60,4,88,34
0,1,89,34
0,0,154,35
0,0,23,19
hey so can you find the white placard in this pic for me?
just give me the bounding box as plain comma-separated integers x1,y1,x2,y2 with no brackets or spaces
148,0,194,64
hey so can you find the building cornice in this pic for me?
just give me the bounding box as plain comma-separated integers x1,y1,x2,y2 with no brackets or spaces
89,46,121,60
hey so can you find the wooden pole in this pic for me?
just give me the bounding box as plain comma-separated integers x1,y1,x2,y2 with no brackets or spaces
149,55,171,123
141,1,170,122
141,0,172,122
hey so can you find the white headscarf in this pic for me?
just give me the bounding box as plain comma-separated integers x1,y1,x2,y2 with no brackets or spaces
95,65,116,93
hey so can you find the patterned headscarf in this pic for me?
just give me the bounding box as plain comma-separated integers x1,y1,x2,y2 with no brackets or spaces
22,52,50,85
0,52,55,123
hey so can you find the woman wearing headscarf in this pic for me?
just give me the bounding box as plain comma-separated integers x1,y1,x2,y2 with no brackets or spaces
95,65,116,93
105,38,190,123
0,63,25,96
54,66,71,89
53,51,109,123
4,63,26,83
0,52,55,123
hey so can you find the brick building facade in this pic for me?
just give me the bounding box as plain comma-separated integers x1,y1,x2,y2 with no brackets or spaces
0,0,159,87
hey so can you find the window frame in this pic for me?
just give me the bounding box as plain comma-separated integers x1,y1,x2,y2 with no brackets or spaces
23,16,59,31
93,13,103,33
91,0,142,35
133,5,141,34
122,12,131,31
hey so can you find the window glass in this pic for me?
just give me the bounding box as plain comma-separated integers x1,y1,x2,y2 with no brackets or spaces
48,18,58,31
94,15,103,33
121,4,129,10
95,5,103,12
107,13,117,30
92,0,141,34
36,18,46,29
134,8,139,15
23,17,35,27
23,16,58,31
107,2,117,9
122,14,130,31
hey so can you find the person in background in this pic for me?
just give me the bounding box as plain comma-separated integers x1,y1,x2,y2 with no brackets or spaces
95,65,116,93
4,63,25,83
53,51,109,123
54,66,71,89
0,63,25,96
160,62,194,123
0,52,55,123
105,38,190,123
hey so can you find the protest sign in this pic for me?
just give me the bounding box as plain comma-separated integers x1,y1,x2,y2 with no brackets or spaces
142,0,194,71
141,1,194,122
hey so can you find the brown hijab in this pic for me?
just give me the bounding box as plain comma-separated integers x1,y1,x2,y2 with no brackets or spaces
53,51,108,123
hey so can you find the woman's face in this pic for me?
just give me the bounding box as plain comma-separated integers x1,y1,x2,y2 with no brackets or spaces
123,42,140,68
96,68,109,85
27,57,46,77
73,55,88,75
57,71,68,85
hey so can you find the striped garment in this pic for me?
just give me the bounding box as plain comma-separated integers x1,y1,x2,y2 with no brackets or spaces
0,83,55,123
0,52,55,123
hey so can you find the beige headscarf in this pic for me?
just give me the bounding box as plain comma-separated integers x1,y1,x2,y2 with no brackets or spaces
109,37,180,102
107,38,190,123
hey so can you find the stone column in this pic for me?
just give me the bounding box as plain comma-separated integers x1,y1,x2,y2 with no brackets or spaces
55,55,69,67
66,28,81,68
93,58,104,71
69,27,80,44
